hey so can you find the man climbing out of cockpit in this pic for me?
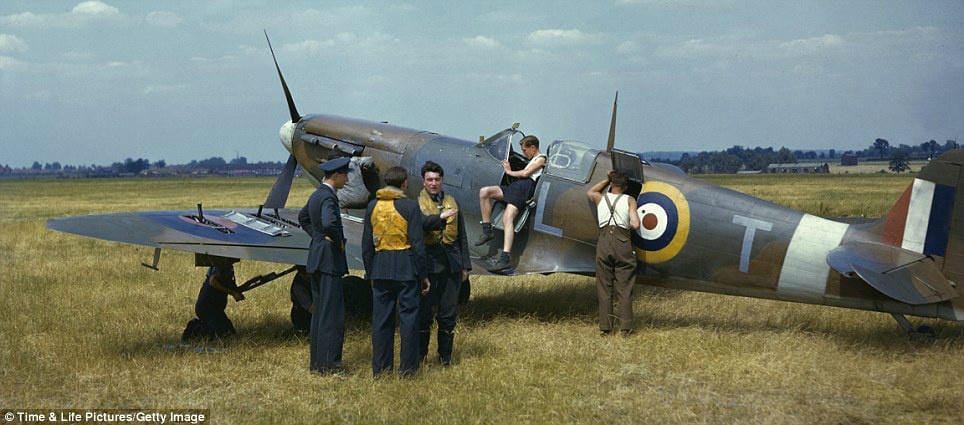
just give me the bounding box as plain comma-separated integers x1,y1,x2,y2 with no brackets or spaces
475,135,546,272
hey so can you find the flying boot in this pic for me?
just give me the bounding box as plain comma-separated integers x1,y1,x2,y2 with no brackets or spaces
419,329,431,364
486,250,512,272
474,222,494,246
437,329,454,366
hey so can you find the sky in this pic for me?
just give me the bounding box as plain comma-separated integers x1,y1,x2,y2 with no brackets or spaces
1,1,962,168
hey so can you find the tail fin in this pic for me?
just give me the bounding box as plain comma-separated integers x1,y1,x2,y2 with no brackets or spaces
880,149,963,285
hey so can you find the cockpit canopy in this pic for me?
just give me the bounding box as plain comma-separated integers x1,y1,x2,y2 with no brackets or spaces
544,140,598,183
480,128,525,161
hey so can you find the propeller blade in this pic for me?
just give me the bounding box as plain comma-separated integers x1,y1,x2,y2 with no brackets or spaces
264,30,301,123
263,154,298,209
606,91,618,152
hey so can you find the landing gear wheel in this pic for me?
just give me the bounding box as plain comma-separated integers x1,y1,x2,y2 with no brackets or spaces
290,302,311,334
289,269,312,334
913,325,936,341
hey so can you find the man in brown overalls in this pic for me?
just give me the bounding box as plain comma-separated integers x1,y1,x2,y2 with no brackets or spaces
587,170,641,336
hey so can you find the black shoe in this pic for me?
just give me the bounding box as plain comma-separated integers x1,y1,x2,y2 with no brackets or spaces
486,252,512,272
439,355,451,367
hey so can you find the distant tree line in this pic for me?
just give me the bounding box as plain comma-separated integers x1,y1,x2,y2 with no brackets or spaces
864,138,958,160
645,137,958,175
186,156,251,168
648,146,798,174
19,158,160,174
3,155,284,179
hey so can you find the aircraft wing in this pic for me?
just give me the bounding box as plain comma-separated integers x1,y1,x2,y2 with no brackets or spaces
47,208,367,270
827,241,958,305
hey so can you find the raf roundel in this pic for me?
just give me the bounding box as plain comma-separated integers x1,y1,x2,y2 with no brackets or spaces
633,181,690,263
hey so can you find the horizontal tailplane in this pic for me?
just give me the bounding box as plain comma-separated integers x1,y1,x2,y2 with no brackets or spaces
828,241,957,305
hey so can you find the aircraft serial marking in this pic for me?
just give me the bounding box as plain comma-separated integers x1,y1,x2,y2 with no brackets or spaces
732,215,773,273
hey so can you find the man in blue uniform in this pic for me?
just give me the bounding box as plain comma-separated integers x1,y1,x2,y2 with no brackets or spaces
298,156,351,375
362,166,431,376
417,161,470,366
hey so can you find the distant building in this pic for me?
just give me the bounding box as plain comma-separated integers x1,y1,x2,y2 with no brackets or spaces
765,163,830,174
840,154,858,166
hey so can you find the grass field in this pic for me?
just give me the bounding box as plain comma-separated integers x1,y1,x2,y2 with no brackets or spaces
2,175,962,425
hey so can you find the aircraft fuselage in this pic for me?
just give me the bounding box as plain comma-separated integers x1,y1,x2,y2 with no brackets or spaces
283,114,964,321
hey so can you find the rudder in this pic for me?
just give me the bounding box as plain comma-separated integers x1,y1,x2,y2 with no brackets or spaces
880,149,963,286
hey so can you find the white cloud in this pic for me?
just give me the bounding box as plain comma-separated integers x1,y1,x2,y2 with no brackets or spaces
0,12,43,27
658,37,732,58
145,11,183,27
72,1,120,17
657,32,843,61
282,39,338,55
0,55,24,70
281,32,401,58
142,84,188,95
779,34,844,55
0,34,28,53
657,27,958,66
0,1,125,28
464,36,501,49
527,29,602,46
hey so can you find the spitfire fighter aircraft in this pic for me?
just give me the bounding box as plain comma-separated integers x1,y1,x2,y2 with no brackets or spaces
48,35,963,335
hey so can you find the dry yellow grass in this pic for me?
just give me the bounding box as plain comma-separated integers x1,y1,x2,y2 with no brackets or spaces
1,176,962,424
700,173,914,218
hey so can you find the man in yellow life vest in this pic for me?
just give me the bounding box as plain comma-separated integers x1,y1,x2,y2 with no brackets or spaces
362,166,453,376
417,161,470,366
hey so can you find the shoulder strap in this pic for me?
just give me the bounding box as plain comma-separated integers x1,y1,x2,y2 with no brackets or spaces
602,193,624,226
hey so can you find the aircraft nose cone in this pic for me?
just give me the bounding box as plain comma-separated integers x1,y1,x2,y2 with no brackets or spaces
279,121,296,153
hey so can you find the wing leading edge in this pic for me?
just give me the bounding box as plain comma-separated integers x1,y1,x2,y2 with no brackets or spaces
47,209,316,266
